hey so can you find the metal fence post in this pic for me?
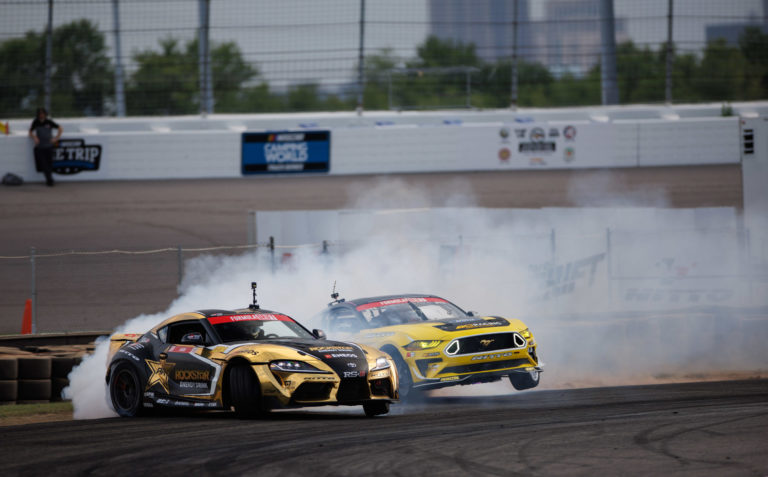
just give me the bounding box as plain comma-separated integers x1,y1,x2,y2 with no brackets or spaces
356,0,366,115
44,0,53,112
606,228,613,304
177,245,184,286
665,0,674,104
198,0,212,115
599,0,619,105
269,236,275,274
112,0,126,117
510,0,519,109
30,247,37,334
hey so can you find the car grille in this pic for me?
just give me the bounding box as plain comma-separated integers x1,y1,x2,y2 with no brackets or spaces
292,382,333,402
335,378,370,402
440,358,529,375
450,333,526,355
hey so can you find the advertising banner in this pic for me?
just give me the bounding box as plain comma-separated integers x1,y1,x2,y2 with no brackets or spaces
242,130,330,174
41,138,102,175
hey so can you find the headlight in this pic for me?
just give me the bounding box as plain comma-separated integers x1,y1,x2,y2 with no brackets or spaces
520,328,532,340
269,360,328,373
403,340,442,351
373,356,390,370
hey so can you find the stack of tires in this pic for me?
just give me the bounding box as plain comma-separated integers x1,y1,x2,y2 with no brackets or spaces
0,356,80,404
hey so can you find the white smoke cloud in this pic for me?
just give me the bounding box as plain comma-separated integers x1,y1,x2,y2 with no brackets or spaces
65,178,768,418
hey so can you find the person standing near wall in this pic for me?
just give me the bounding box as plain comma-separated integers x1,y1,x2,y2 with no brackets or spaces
28,107,62,187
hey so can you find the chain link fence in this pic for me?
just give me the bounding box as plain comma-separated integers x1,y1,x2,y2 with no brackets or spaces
1,0,765,118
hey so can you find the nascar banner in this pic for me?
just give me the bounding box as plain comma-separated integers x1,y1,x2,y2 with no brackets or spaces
242,130,331,174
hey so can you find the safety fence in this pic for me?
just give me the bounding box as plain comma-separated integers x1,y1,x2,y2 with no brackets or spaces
1,0,765,117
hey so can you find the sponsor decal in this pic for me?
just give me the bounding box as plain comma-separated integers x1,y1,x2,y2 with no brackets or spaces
343,371,364,378
471,352,515,361
118,349,141,362
309,346,354,352
242,130,330,174
564,125,577,140
454,321,506,330
145,359,175,393
346,362,357,368
514,128,526,139
208,313,293,325
529,157,547,166
179,382,208,389
624,288,734,303
498,147,511,162
499,127,510,139
480,339,495,347
440,376,460,382
406,352,415,358
49,138,102,175
356,296,448,311
324,353,358,359
126,342,145,351
167,345,195,354
434,316,509,332
424,352,440,357
175,369,210,381
564,147,575,163
548,128,560,138
520,143,555,153
529,127,546,141
531,253,605,300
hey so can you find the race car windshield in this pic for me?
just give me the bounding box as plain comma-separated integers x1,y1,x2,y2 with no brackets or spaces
210,315,314,342
359,299,467,327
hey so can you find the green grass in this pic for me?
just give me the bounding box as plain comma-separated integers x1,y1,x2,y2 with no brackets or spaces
0,401,73,418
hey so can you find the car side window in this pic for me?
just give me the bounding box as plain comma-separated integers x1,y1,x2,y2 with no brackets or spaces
167,322,210,345
157,326,168,343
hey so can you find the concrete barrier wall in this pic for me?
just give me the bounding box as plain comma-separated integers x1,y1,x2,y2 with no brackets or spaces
0,114,744,182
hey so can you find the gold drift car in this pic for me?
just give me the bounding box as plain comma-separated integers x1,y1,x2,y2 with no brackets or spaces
106,305,398,418
315,294,541,398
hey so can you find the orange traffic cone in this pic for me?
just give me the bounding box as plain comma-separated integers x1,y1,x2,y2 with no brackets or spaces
21,299,32,334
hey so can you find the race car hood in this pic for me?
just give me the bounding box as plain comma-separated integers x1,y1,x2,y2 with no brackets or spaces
359,315,524,340
259,338,370,375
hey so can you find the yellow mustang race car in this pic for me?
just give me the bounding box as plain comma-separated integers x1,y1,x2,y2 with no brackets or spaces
106,285,398,418
315,293,541,399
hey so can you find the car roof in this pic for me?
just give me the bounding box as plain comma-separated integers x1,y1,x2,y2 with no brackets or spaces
335,294,443,308
150,307,289,330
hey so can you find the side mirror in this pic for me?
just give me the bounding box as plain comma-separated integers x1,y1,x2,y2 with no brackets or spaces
467,311,479,317
312,329,327,340
181,332,205,345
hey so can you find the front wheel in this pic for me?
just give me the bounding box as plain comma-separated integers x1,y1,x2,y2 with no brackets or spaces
509,370,540,391
383,348,416,401
109,362,146,417
363,400,390,417
229,363,265,418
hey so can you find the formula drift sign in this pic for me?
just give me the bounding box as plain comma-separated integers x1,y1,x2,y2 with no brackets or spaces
241,131,330,174
45,138,102,175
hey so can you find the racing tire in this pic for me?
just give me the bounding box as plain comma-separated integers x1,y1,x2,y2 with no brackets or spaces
17,379,52,401
0,358,18,380
229,364,264,419
509,370,540,391
109,362,146,417
363,400,390,417
382,348,417,402
17,357,51,380
0,380,18,402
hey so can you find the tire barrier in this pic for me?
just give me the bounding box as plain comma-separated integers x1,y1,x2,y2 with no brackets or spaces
0,358,18,380
17,379,52,402
0,380,18,403
0,356,81,404
17,357,52,380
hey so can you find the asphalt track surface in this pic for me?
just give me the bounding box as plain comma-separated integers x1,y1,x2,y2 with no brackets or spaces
1,379,766,476
0,165,743,333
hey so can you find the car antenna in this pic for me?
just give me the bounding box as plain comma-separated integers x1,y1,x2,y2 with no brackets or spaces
249,282,260,310
329,281,345,305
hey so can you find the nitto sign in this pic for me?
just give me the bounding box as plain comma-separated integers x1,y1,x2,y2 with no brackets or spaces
241,130,330,174
49,138,102,174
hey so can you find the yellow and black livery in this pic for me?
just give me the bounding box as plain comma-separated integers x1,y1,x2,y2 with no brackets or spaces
106,305,398,418
315,294,542,399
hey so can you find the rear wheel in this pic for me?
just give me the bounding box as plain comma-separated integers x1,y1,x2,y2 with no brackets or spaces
363,400,390,417
229,363,265,418
509,370,540,391
109,362,145,417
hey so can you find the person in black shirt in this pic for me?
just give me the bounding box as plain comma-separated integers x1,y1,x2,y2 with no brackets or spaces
28,107,62,186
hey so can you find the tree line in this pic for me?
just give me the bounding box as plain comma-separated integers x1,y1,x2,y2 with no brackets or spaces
0,19,765,117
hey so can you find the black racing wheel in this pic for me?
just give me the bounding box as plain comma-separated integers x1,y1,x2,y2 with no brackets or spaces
363,400,390,417
229,363,266,418
109,362,147,417
509,370,540,391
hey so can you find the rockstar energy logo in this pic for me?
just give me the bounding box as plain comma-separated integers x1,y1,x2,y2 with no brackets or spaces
175,369,210,381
